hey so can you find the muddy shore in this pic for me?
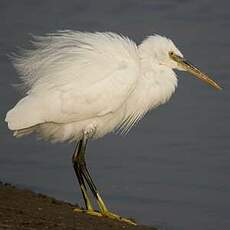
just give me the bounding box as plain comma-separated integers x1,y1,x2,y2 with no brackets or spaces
0,182,157,230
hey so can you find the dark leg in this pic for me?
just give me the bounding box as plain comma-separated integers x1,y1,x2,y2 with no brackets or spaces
72,134,136,225
72,138,93,211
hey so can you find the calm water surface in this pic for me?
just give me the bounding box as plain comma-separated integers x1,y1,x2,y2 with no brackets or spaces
0,1,230,230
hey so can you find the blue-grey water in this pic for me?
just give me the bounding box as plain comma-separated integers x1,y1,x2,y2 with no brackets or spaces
0,1,229,230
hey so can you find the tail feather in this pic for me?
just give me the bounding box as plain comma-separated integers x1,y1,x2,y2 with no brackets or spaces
5,95,44,131
13,126,36,137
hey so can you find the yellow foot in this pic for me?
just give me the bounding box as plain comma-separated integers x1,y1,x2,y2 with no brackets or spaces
102,210,136,225
74,208,102,217
73,208,136,225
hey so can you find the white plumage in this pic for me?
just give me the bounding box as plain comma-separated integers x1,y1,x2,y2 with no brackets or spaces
5,30,222,225
6,31,186,142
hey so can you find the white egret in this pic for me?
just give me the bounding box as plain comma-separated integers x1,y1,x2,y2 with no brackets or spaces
5,31,222,225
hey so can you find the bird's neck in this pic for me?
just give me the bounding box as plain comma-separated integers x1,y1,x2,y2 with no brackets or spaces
117,53,178,134
137,54,178,112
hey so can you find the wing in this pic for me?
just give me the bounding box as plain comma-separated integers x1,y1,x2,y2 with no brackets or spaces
57,66,139,122
13,31,139,92
7,31,140,129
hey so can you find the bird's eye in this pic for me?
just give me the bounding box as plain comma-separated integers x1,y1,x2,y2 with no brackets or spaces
169,51,174,56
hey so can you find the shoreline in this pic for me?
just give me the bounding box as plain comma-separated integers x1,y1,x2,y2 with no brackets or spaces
0,182,157,230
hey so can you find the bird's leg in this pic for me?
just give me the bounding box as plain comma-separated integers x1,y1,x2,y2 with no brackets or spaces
80,161,136,225
72,135,136,225
72,139,95,214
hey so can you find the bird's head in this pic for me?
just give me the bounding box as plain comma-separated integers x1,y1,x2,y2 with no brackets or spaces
140,35,222,90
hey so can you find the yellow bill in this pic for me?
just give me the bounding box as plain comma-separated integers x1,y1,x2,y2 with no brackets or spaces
169,52,222,91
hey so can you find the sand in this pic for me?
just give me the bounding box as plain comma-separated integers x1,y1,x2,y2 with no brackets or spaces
0,182,157,230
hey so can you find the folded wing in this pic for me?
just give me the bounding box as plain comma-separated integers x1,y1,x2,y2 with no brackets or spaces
6,31,140,130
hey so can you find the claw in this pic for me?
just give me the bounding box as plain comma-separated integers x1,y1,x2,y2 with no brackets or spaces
73,208,136,225
74,208,102,217
102,211,137,225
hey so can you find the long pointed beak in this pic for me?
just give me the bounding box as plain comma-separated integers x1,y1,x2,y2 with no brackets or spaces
170,53,222,90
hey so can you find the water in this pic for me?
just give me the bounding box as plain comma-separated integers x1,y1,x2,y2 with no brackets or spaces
0,1,230,229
